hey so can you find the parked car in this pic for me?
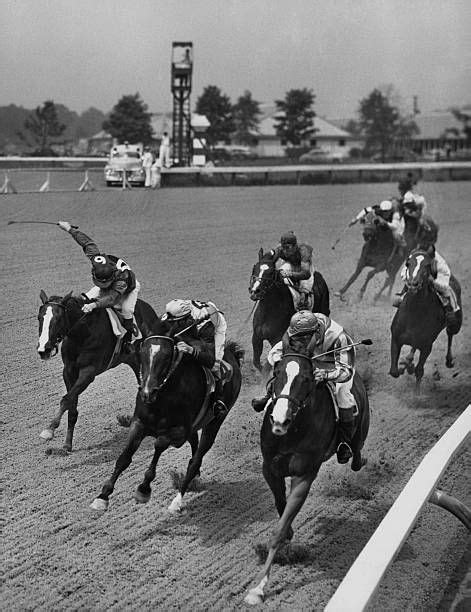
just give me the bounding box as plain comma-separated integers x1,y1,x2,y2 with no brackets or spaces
213,145,257,161
298,148,348,163
371,149,418,163
104,145,145,186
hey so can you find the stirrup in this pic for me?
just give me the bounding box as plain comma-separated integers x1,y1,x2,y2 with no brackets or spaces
336,442,353,464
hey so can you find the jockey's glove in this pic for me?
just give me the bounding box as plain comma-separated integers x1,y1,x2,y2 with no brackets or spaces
82,302,97,314
280,270,291,278
314,368,328,382
176,341,194,355
58,221,72,232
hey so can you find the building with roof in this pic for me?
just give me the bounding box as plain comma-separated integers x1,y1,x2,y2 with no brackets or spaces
251,105,359,158
404,109,469,157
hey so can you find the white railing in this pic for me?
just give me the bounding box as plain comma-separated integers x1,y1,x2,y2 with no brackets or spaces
325,405,471,612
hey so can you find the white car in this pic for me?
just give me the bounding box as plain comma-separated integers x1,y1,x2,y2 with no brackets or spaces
104,147,145,186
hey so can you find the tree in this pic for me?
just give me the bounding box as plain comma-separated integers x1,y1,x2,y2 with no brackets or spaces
20,100,66,154
195,85,234,146
358,88,418,160
232,90,261,145
274,88,316,146
103,93,153,144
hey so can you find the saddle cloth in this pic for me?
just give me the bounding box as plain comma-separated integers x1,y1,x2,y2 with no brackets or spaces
105,309,142,370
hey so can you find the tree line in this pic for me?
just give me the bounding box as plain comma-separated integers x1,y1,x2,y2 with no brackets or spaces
13,86,471,160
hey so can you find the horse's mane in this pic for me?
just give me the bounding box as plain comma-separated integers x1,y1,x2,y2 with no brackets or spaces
225,338,245,366
48,293,84,312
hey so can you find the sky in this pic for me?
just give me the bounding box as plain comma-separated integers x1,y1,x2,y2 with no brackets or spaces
1,0,470,120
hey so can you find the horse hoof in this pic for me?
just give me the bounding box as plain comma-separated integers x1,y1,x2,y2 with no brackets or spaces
351,456,367,472
90,497,109,511
389,369,400,378
39,429,54,441
244,588,264,606
168,493,183,514
135,489,151,504
116,414,133,428
446,359,454,369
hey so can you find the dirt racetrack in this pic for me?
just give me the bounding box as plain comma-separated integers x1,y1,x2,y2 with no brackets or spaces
2,181,470,611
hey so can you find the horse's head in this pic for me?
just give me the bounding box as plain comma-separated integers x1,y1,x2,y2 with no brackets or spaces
268,353,314,436
37,290,73,360
249,248,280,301
139,324,181,403
362,211,387,242
403,249,436,294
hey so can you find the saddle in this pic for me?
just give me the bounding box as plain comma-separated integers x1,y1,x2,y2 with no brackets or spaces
191,359,233,430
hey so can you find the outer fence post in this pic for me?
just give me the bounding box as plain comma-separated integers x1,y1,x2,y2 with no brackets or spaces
39,172,50,192
78,170,95,192
0,171,18,194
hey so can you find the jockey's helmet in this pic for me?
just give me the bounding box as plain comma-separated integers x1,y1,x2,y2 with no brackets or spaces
414,195,426,210
287,310,320,337
91,255,116,288
280,231,297,246
402,191,415,204
163,299,192,320
379,200,393,211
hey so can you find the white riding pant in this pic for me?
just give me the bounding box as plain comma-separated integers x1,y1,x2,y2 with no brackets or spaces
86,280,141,319
214,316,227,362
335,376,355,409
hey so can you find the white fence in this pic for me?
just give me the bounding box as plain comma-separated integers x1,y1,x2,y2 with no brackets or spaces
325,404,471,612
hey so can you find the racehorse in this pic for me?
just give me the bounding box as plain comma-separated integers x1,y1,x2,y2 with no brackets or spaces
90,320,244,512
249,248,330,370
336,211,407,301
244,350,369,605
37,290,159,452
389,249,462,392
336,210,438,302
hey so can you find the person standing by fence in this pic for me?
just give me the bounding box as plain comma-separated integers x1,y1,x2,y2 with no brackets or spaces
141,146,154,188
159,132,171,168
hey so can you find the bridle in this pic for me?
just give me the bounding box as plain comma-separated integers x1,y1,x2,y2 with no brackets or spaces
250,263,283,298
39,300,70,354
139,335,183,392
404,250,433,293
269,352,314,423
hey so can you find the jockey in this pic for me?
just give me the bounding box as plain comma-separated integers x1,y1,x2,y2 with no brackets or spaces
394,245,460,318
58,221,139,352
251,310,357,465
270,231,314,310
162,299,228,416
349,199,406,249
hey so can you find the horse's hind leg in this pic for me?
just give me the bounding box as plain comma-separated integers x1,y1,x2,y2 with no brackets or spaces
187,431,201,478
91,420,146,511
336,262,364,298
135,441,167,504
359,269,377,300
168,421,222,513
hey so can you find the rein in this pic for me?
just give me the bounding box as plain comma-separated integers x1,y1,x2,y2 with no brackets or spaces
270,352,314,421
140,335,183,391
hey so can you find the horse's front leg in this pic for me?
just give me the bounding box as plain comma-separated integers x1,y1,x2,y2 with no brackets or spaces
135,439,167,504
335,261,364,297
414,345,433,394
445,331,455,368
91,419,146,510
244,472,316,605
389,334,403,378
40,362,78,443
60,365,97,451
252,331,264,371
168,420,223,513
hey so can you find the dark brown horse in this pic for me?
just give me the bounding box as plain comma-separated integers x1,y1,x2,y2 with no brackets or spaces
37,291,159,452
389,249,462,392
336,210,438,302
90,320,244,512
249,249,330,370
244,351,369,605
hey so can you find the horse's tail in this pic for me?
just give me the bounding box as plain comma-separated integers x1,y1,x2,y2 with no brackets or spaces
313,271,330,317
225,338,245,368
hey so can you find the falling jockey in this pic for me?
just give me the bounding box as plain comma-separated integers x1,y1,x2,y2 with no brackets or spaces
252,310,358,465
58,221,140,353
270,231,314,310
162,299,228,418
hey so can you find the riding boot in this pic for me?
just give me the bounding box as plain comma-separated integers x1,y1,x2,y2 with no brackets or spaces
252,381,274,413
121,318,135,354
213,379,228,419
337,406,355,464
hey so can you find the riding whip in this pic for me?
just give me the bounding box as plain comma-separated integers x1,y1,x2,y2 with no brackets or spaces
8,221,78,228
311,338,372,360
331,225,350,250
